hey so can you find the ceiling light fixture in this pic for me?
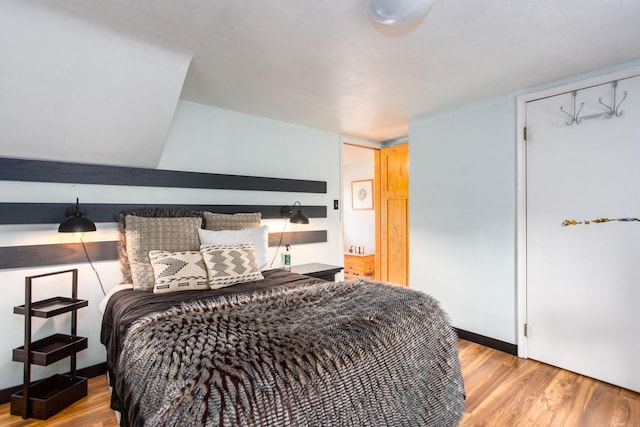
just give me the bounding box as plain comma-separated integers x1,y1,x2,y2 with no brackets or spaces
368,0,434,25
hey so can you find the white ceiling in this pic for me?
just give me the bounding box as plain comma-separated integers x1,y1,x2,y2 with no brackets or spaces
16,1,640,142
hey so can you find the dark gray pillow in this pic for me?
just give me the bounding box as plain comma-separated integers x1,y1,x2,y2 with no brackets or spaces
203,212,262,230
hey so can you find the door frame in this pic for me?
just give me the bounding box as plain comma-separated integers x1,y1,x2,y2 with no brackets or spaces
341,139,385,280
515,64,640,358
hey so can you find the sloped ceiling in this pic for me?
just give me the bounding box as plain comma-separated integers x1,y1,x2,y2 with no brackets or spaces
2,0,640,163
0,1,191,168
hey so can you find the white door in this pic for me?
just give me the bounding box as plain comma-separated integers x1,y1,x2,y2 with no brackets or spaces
526,75,640,392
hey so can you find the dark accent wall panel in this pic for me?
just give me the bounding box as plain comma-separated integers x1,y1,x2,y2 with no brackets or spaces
0,157,331,270
0,203,327,225
268,230,328,247
0,231,327,269
0,242,118,270
0,157,326,193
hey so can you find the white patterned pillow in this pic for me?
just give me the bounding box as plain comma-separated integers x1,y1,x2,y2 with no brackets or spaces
200,243,264,289
149,250,209,293
198,225,269,270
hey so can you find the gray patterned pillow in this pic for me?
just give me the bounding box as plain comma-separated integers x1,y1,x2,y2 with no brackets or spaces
118,209,203,284
125,216,203,290
200,243,264,289
203,212,262,231
149,250,209,293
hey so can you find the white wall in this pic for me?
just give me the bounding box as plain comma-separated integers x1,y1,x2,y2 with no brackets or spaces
409,60,640,346
0,100,343,390
342,144,375,255
0,0,191,169
409,95,517,344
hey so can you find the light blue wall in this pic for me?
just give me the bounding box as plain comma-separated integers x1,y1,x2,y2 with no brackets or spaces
409,95,518,343
408,59,640,345
0,100,343,389
160,101,340,182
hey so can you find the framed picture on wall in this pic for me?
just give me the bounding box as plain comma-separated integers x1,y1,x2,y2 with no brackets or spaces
352,179,373,210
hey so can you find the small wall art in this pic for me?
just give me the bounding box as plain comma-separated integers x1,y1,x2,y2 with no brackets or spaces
352,179,373,210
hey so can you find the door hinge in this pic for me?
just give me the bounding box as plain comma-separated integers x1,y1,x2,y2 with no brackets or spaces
523,126,528,141
524,323,528,337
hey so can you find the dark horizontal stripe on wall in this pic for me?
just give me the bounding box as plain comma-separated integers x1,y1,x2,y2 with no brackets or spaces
0,231,328,269
0,157,327,193
0,203,327,225
455,328,518,356
0,241,118,270
268,230,328,247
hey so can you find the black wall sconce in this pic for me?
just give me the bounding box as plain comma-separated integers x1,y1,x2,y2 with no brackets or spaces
57,198,105,295
58,198,96,234
281,201,309,224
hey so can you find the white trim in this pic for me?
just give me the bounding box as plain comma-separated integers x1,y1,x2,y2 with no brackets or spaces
516,95,527,358
341,136,385,149
515,64,640,359
519,65,640,103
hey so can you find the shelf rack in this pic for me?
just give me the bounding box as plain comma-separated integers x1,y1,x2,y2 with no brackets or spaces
10,269,88,419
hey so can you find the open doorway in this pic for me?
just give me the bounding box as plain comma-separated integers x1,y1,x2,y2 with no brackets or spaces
342,142,410,286
342,143,378,280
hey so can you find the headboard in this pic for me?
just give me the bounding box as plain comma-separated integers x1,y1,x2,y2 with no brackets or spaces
0,157,328,270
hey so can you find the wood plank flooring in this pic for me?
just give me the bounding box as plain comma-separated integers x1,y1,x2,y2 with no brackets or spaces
457,340,640,426
0,374,118,427
1,339,638,426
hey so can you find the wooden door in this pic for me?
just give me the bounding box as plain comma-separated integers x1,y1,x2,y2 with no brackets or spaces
379,144,409,286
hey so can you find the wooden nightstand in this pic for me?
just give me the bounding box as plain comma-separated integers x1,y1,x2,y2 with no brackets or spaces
289,263,343,282
344,253,375,280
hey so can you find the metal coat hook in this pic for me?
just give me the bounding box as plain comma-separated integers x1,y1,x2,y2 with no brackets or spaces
598,81,627,118
560,80,630,124
560,91,584,125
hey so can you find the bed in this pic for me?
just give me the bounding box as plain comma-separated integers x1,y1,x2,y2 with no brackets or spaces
100,210,465,426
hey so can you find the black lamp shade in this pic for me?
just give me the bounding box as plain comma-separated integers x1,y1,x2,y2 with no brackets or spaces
289,201,309,224
58,215,96,233
281,202,310,224
290,208,309,224
58,199,96,233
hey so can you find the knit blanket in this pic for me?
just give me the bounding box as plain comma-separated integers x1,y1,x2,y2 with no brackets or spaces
118,280,465,426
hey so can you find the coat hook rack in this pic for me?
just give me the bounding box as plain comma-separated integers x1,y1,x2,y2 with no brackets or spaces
598,81,627,118
560,80,629,125
560,91,584,125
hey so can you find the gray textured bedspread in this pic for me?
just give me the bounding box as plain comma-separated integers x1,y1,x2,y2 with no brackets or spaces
103,272,465,426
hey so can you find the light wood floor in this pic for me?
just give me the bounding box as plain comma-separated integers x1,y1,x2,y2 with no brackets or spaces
1,339,638,426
